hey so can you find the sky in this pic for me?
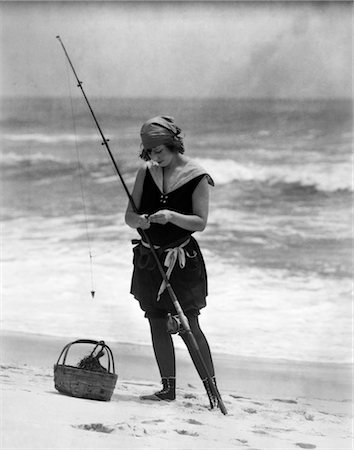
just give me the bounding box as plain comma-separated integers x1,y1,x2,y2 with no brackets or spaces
0,1,352,99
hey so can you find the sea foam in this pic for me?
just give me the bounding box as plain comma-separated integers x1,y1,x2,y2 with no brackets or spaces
195,157,352,192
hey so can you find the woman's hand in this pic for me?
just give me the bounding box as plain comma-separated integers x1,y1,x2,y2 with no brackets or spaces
148,177,210,231
137,214,151,229
148,210,174,225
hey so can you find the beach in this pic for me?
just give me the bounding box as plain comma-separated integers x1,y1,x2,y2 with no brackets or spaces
1,329,352,449
1,97,352,449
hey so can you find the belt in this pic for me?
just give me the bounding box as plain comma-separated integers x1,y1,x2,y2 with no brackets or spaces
141,238,191,301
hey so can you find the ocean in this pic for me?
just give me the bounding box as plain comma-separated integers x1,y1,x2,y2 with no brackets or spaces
1,96,352,363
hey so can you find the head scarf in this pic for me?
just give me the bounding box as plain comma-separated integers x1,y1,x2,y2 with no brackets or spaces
140,116,181,150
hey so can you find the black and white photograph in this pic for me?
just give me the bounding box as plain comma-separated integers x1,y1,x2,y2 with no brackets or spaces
1,1,352,449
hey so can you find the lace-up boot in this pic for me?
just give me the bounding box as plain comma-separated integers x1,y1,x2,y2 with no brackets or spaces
202,376,218,409
140,377,176,401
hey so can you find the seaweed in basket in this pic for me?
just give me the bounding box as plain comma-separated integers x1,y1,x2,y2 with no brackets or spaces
77,349,108,373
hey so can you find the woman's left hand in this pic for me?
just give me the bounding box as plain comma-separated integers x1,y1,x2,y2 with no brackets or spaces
148,210,174,225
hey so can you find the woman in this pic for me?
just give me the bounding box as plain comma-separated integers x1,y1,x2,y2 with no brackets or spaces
125,115,217,407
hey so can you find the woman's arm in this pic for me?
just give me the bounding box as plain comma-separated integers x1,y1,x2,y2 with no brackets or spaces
125,166,150,230
149,176,209,232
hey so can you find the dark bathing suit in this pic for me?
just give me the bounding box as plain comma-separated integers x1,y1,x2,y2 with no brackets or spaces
130,167,209,318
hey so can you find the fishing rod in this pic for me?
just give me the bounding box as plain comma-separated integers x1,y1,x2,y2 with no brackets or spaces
56,35,227,415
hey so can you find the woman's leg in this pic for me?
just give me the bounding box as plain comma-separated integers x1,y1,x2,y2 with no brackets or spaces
181,315,215,379
148,317,176,378
140,317,176,401
181,315,218,408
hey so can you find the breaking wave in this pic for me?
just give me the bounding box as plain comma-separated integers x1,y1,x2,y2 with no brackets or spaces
1,152,351,193
196,157,352,193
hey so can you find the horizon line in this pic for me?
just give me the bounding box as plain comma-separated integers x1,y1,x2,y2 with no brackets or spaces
1,95,352,102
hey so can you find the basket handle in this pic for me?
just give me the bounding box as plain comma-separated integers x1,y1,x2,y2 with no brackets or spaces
56,339,116,374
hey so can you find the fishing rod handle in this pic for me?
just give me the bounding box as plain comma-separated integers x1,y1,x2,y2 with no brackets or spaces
185,331,228,415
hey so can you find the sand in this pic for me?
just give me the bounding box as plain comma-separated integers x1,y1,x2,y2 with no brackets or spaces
0,330,352,449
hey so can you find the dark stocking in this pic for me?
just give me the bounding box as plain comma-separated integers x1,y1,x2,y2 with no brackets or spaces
181,315,215,379
148,318,176,378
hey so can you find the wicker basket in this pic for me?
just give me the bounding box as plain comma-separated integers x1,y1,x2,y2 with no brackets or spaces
54,339,118,401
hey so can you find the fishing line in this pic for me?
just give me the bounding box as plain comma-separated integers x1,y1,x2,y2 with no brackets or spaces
64,59,96,299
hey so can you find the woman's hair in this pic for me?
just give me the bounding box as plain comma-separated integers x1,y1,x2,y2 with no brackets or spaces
139,131,185,161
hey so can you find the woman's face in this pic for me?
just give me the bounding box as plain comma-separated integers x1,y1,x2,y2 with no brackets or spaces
148,145,174,167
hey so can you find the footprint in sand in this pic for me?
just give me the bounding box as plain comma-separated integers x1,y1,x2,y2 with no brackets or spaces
185,419,203,425
230,394,251,400
141,419,165,424
73,423,114,434
264,426,295,433
182,401,194,408
273,398,298,404
235,438,248,444
175,429,199,437
243,407,257,414
184,393,197,399
295,444,316,449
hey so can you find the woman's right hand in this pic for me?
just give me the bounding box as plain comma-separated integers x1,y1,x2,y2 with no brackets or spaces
136,214,150,230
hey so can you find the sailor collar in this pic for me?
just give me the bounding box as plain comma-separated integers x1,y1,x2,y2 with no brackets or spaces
146,158,214,194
